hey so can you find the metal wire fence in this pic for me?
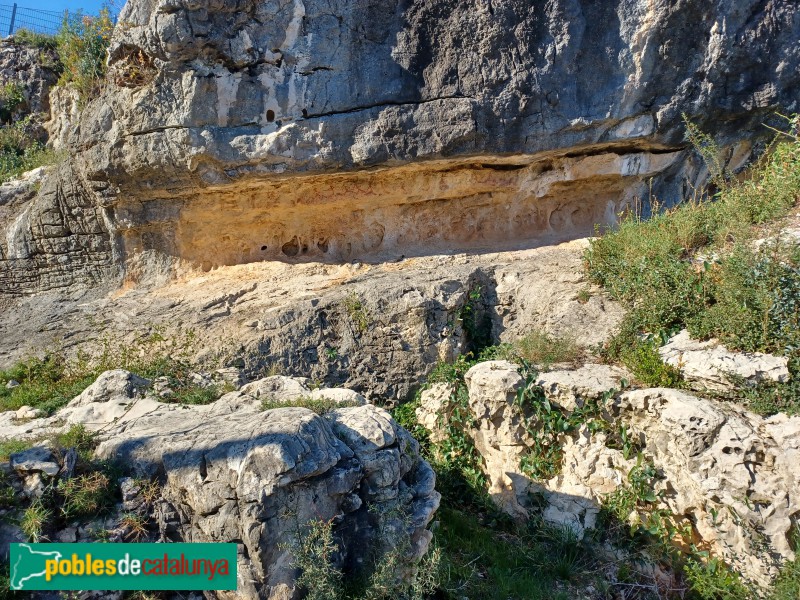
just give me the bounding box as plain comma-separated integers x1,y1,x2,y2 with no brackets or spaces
0,3,95,37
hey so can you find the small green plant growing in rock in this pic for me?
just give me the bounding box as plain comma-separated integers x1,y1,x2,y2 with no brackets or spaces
0,470,17,508
342,291,370,334
49,424,97,463
424,356,489,499
286,518,343,600
261,395,359,415
619,338,683,388
458,285,493,353
58,471,114,520
20,499,51,542
119,512,150,542
495,329,584,370
683,113,730,187
0,82,25,123
132,477,162,506
604,456,660,528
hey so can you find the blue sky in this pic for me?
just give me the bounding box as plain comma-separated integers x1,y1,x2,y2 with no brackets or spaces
32,0,116,15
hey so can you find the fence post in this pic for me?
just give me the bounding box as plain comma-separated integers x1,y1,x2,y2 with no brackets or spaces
8,3,17,36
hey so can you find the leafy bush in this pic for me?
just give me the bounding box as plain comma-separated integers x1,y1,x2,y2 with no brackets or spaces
0,83,25,123
286,517,439,600
684,554,753,600
619,339,683,388
56,10,114,103
769,541,800,600
587,124,800,343
342,291,370,334
587,119,800,412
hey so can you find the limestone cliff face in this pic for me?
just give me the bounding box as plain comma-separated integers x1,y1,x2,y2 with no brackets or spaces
2,0,799,293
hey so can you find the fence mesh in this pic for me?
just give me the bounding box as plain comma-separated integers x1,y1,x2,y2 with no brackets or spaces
0,3,108,37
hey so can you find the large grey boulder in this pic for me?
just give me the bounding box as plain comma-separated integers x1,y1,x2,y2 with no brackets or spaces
1,370,439,599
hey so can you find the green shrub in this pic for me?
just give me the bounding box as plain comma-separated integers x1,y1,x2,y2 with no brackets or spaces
0,82,25,123
289,519,343,600
342,291,370,334
50,424,97,463
459,285,493,353
13,28,58,51
502,329,584,370
739,377,800,417
287,516,440,600
770,545,800,600
619,339,683,388
56,10,114,103
587,120,800,410
684,554,752,600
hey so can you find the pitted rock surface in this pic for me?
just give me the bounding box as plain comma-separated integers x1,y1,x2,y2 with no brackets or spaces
416,360,800,585
659,329,790,392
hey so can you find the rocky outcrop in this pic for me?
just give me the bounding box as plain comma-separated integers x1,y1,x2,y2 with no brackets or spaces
1,371,440,599
659,329,790,392
0,239,624,401
610,388,800,583
418,360,800,585
535,363,630,412
43,86,81,151
2,0,799,294
0,39,59,125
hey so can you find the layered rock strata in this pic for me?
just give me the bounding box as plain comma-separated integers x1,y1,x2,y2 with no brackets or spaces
2,0,799,294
